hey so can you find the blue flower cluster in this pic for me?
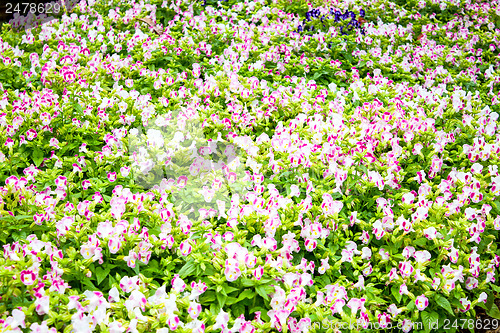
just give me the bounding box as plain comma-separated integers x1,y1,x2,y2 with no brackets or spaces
295,8,365,36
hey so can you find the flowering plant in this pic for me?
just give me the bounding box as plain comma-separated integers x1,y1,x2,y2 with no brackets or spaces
0,0,500,332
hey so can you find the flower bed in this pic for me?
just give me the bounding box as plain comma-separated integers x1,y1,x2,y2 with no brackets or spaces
1,0,500,332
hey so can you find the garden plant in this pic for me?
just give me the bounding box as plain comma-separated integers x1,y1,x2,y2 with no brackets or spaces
0,0,500,332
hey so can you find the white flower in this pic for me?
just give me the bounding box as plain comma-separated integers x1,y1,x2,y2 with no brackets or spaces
478,292,488,303
173,131,185,143
146,129,164,148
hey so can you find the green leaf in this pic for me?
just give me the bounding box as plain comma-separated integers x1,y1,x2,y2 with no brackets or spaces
223,285,239,294
257,278,273,285
11,232,21,242
73,103,83,114
241,278,255,287
95,266,110,285
209,302,220,315
421,311,439,333
256,285,270,301
414,238,427,247
493,200,500,214
15,215,33,221
216,292,227,308
233,303,246,317
0,230,8,243
201,264,216,276
487,304,500,320
315,274,331,287
237,289,256,302
200,291,216,304
225,296,239,305
391,284,402,303
486,293,495,311
0,215,15,222
33,147,44,167
407,299,415,311
435,295,454,316
178,260,196,278
82,278,97,290
108,274,117,289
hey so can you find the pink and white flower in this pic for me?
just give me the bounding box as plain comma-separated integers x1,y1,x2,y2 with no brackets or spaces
415,295,429,311
378,313,391,328
179,241,192,256
20,270,37,285
35,296,50,315
188,301,202,319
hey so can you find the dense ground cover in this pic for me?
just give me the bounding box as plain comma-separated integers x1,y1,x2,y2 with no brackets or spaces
0,0,500,331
